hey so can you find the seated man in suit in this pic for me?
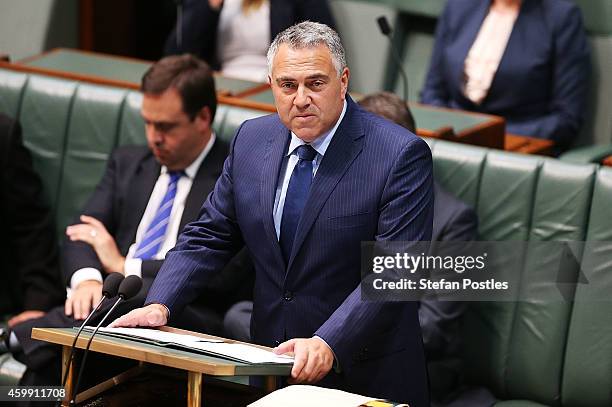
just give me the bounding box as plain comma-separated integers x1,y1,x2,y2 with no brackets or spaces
224,91,495,406
0,113,64,330
7,54,251,385
359,92,496,407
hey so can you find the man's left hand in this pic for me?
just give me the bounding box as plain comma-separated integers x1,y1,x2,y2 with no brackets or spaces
66,215,125,274
274,337,334,384
7,310,45,328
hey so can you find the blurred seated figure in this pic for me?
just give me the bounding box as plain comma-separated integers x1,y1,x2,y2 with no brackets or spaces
0,113,64,329
224,92,496,406
6,55,252,386
420,0,591,152
165,0,335,82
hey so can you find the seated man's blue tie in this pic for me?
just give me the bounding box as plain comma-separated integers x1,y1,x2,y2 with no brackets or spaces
134,171,183,260
280,144,317,263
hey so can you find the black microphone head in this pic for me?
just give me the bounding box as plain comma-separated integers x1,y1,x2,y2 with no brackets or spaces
377,16,392,36
117,275,143,300
102,273,125,297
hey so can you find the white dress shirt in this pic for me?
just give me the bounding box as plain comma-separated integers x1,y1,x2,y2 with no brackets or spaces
69,134,216,291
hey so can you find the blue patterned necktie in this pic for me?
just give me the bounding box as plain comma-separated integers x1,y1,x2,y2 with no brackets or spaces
134,171,183,260
280,144,317,263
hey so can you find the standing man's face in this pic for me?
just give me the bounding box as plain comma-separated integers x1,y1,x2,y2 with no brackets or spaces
141,88,211,171
269,44,349,143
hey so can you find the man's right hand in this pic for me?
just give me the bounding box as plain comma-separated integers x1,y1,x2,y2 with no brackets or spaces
108,304,168,328
65,280,103,320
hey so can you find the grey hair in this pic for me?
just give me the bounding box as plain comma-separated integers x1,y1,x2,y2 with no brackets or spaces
266,21,347,77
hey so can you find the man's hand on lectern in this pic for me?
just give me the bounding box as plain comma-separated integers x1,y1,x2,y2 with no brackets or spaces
108,304,169,328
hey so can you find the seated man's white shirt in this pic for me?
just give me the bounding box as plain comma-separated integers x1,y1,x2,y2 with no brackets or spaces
69,135,215,292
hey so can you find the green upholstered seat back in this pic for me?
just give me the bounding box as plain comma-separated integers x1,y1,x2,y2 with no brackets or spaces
561,167,612,407
461,150,542,397
118,91,146,146
17,75,77,225
429,140,486,208
431,141,606,406
55,84,127,235
504,161,595,405
218,106,267,144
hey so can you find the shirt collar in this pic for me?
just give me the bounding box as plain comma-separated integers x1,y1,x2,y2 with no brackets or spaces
161,132,216,179
287,100,348,158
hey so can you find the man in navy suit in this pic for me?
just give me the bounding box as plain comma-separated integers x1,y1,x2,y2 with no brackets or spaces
112,22,433,405
224,91,495,406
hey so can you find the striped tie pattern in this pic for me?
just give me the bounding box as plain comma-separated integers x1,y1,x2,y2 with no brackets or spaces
133,171,183,260
280,144,317,262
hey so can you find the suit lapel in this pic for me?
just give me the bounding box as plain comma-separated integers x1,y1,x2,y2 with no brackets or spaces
122,154,159,252
260,119,291,268
180,139,227,231
286,97,365,272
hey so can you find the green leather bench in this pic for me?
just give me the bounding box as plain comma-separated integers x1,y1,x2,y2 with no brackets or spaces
1,69,611,406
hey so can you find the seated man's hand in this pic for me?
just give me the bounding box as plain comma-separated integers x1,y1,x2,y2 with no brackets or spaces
274,337,334,384
65,280,102,320
108,304,168,328
7,310,46,328
66,215,125,274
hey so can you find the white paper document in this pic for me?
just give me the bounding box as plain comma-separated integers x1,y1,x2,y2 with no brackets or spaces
189,341,294,364
248,385,378,407
94,327,223,346
88,327,293,365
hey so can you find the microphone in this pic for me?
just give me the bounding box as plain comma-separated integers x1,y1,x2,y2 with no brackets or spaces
377,16,410,103
59,273,124,391
70,275,143,405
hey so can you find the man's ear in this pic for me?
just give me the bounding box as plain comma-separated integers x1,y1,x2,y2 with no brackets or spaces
195,106,212,130
340,67,350,99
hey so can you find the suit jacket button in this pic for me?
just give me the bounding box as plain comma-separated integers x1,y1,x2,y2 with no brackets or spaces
283,291,293,301
274,340,281,346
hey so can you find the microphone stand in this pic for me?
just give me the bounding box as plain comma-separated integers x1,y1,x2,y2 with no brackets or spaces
68,297,125,405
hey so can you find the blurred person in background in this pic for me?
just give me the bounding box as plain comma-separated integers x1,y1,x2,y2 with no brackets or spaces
0,113,64,331
165,0,336,81
421,0,591,152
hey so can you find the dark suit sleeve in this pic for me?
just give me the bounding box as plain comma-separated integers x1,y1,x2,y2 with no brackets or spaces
510,5,590,147
420,2,452,106
1,118,64,310
316,137,434,365
141,260,164,281
62,151,122,285
164,0,222,69
420,203,477,356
